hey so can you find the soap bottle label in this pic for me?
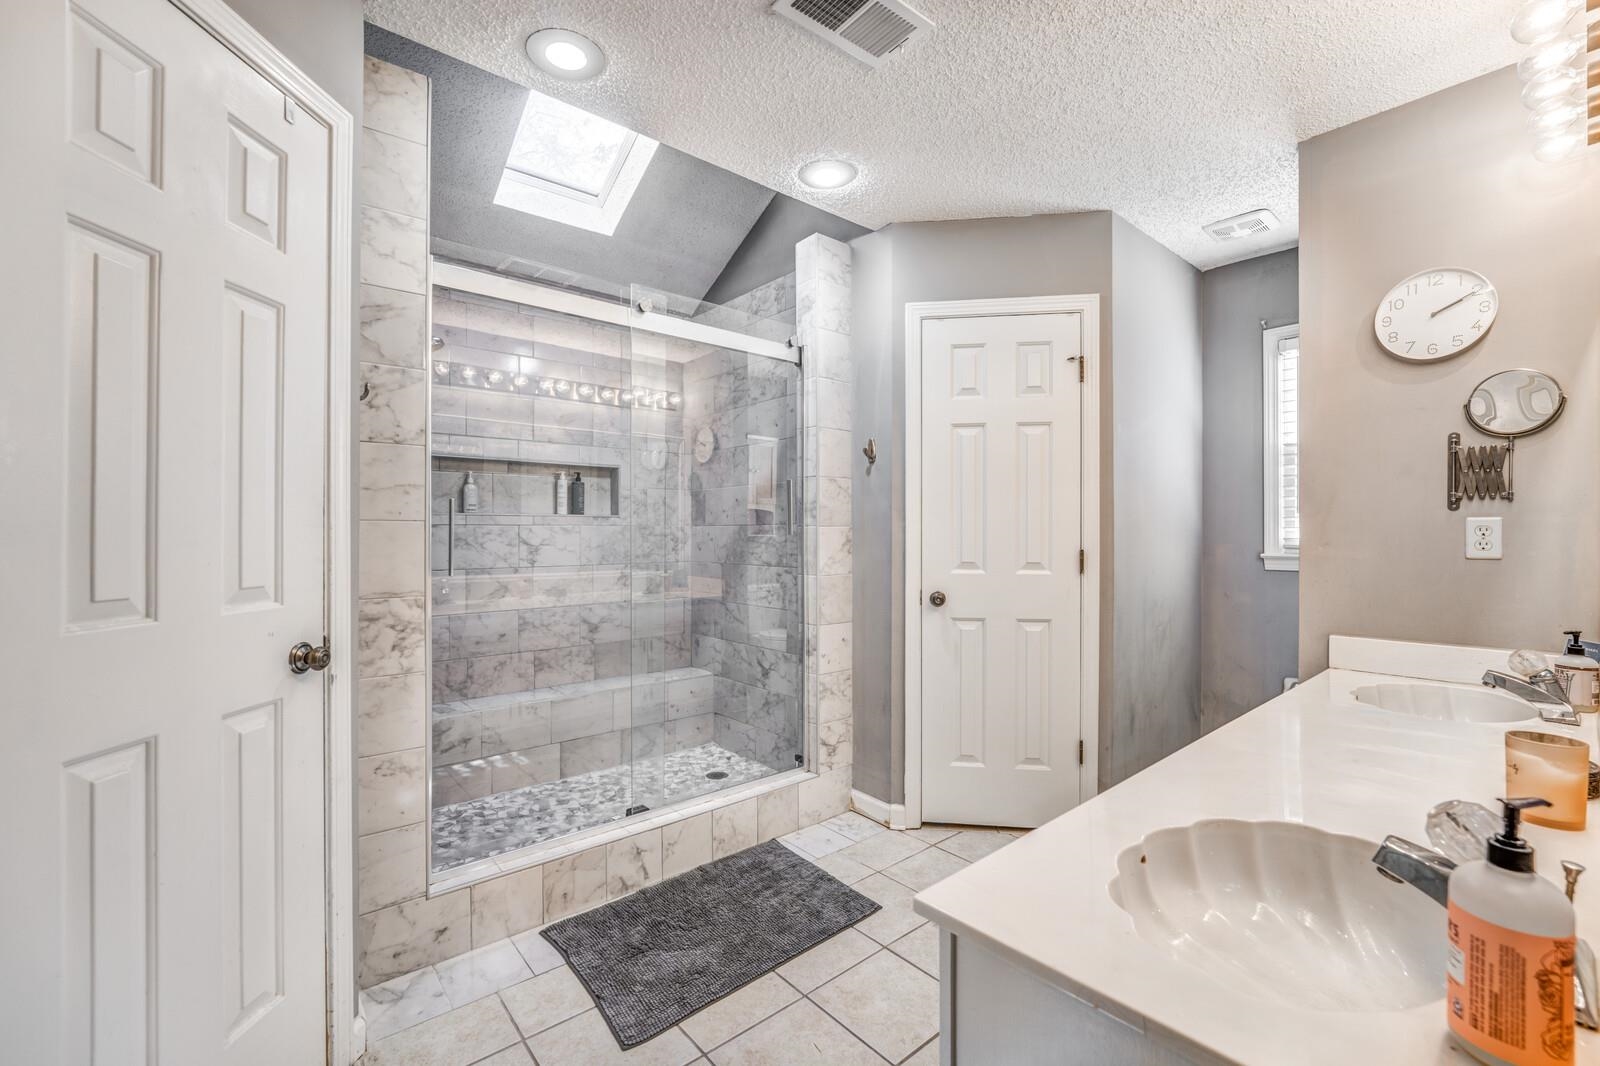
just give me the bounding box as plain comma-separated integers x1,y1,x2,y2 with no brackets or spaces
1447,902,1575,1064
1554,665,1598,709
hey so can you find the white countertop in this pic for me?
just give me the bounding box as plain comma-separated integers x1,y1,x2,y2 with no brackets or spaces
913,638,1600,1065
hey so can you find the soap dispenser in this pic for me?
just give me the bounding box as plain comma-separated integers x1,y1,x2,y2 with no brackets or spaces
569,471,585,516
461,471,479,513
1554,631,1598,712
1447,797,1576,1065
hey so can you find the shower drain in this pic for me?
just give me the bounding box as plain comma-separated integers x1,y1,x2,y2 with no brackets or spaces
704,771,729,781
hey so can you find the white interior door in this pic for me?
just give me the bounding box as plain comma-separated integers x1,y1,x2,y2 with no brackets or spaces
920,313,1083,827
0,0,333,1061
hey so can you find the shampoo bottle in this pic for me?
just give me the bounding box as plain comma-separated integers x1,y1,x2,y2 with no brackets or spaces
1554,631,1598,712
461,472,479,513
568,472,585,516
1447,797,1575,1066
554,471,568,516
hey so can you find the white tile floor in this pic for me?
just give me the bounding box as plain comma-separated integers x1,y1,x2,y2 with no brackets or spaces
358,814,1025,1066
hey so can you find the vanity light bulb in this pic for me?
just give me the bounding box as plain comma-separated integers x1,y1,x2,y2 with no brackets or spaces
1520,66,1583,110
461,366,477,379
1530,101,1585,134
577,383,596,399
1509,0,1580,44
1516,34,1582,81
434,362,449,376
620,390,635,404
487,371,504,385
600,388,617,402
1533,126,1586,163
667,393,681,407
513,375,528,387
538,379,554,392
554,380,571,395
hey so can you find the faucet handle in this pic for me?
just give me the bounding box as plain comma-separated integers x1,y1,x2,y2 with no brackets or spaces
1564,860,1586,903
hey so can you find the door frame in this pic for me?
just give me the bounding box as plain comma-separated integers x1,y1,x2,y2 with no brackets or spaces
902,295,1101,828
161,0,356,1060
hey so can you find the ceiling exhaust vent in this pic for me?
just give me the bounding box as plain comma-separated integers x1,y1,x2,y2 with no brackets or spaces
1203,208,1282,243
771,0,933,66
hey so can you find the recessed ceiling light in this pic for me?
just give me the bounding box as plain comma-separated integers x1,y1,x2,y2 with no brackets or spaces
798,159,858,190
525,28,606,80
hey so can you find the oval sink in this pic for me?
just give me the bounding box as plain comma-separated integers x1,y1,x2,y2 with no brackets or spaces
1109,820,1445,1012
1352,682,1538,723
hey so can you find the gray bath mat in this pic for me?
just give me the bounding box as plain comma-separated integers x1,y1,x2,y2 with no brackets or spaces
542,838,880,1048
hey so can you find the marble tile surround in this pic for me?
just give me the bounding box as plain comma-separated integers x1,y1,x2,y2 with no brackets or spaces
353,68,859,998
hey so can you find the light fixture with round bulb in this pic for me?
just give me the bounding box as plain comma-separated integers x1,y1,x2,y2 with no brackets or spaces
525,28,606,80
798,159,859,190
1509,0,1581,44
1531,100,1586,134
554,380,571,395
601,388,617,402
434,362,449,376
1517,34,1582,80
620,390,635,404
460,366,477,380
1533,125,1586,162
667,393,681,407
487,371,504,385
578,383,596,399
1520,66,1583,110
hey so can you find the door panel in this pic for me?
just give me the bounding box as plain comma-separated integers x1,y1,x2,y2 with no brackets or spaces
921,313,1082,827
2,0,334,1061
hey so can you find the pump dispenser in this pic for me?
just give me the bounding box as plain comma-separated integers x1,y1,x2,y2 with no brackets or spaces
1554,631,1598,711
1447,797,1576,1065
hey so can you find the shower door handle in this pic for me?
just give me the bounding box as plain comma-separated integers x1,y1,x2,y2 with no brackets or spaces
786,479,796,532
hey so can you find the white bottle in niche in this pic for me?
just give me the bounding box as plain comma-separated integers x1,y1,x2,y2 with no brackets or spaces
554,470,569,516
461,472,479,513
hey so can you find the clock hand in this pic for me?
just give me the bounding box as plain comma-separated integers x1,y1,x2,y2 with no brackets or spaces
1430,287,1492,318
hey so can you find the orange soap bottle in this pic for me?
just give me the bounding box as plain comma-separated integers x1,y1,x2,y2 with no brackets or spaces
1447,797,1576,1066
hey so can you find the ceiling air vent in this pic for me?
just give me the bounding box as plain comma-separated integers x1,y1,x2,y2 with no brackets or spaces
772,0,933,66
1202,208,1282,243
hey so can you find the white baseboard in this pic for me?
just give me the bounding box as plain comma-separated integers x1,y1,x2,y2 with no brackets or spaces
851,789,912,830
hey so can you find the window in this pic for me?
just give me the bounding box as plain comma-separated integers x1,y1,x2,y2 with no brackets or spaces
493,90,658,236
1262,323,1300,571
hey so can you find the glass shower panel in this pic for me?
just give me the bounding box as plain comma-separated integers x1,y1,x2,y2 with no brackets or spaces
630,283,805,816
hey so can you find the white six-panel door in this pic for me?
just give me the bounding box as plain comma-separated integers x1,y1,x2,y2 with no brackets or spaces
0,0,333,1061
920,313,1083,827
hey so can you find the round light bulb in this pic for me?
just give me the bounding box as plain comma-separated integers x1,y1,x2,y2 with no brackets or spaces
798,159,859,190
577,383,596,398
620,390,634,404
1533,126,1585,163
513,375,528,387
525,29,606,80
1509,0,1580,44
667,393,681,407
544,41,589,71
554,380,571,395
601,388,617,402
1517,34,1582,80
461,366,476,379
434,362,449,376
1530,100,1585,133
1520,67,1583,110
487,371,504,385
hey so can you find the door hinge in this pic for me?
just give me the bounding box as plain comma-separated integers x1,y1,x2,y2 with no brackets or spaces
1077,355,1085,382
1078,739,1085,765
1078,548,1086,574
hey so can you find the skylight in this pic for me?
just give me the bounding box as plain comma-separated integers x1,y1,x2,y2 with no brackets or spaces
494,90,658,236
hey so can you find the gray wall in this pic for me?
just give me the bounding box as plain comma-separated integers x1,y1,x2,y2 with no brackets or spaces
1298,67,1600,676
1199,249,1300,732
1105,216,1203,785
232,0,363,116
704,195,871,306
851,213,1115,806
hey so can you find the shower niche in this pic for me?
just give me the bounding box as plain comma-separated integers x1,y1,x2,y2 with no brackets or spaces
426,270,805,883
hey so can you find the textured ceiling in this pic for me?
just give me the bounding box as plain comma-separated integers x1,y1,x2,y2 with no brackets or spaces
362,0,1524,270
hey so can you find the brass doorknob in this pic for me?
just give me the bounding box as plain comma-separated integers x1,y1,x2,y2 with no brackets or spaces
289,639,332,674
928,591,947,607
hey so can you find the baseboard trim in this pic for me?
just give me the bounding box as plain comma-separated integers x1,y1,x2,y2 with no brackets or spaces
851,789,912,830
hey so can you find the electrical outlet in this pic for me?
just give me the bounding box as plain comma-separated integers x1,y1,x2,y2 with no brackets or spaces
1466,516,1502,560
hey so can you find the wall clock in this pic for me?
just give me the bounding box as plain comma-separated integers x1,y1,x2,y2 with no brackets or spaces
1374,268,1498,361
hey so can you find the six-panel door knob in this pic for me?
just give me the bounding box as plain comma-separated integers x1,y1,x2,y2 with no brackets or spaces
928,591,947,607
288,640,332,674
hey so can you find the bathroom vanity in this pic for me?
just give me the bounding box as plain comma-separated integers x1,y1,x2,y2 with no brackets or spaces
914,637,1600,1065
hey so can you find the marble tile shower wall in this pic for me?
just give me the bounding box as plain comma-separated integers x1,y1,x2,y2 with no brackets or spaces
427,289,692,812
354,52,854,993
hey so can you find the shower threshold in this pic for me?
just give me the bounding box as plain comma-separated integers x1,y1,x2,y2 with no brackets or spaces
430,742,781,873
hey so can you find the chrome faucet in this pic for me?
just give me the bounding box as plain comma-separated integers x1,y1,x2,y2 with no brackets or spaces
1372,836,1457,906
1482,670,1580,725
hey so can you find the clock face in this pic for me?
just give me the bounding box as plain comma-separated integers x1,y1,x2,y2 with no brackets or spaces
1374,268,1497,361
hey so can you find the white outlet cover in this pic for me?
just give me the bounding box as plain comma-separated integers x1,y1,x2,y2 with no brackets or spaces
1465,516,1502,560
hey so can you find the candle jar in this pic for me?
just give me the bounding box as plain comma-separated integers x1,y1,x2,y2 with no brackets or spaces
1505,730,1590,830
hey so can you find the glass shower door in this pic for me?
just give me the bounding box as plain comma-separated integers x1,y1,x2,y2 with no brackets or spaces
627,283,804,817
